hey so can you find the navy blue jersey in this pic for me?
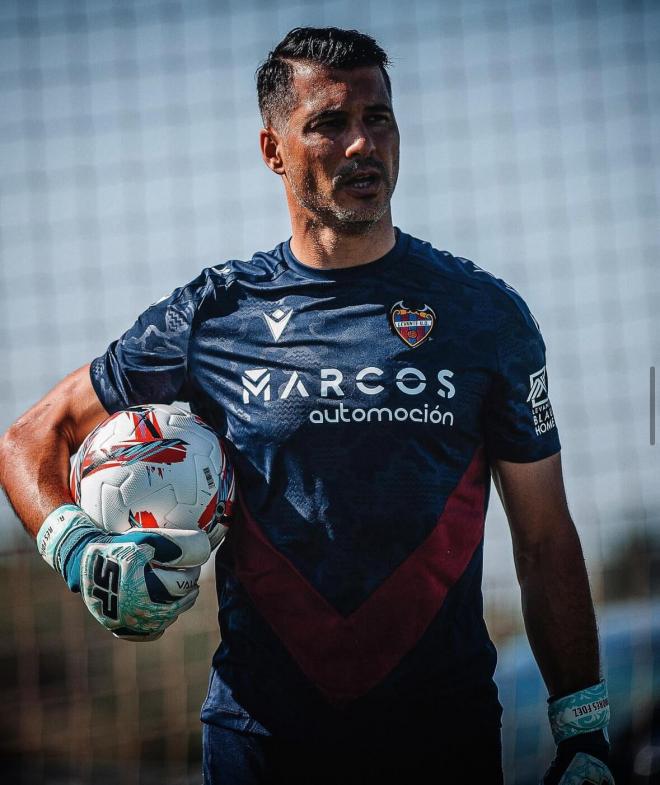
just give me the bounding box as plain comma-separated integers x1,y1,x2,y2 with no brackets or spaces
90,228,560,739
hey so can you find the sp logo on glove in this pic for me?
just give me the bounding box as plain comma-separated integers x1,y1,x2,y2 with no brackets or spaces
37,504,211,640
91,554,120,619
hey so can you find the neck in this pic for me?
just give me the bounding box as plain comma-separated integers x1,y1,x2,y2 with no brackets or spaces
288,211,396,270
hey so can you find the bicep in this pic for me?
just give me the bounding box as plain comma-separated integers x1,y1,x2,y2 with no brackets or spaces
490,452,573,553
60,364,111,449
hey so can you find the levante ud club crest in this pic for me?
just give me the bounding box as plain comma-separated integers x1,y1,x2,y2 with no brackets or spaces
390,301,436,348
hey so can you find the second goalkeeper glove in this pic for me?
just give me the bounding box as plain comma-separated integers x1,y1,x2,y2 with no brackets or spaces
542,680,614,785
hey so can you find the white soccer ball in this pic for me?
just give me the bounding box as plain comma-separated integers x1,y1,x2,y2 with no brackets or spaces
70,404,235,549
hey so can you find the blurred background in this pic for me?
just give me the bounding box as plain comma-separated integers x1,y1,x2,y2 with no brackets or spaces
1,0,658,782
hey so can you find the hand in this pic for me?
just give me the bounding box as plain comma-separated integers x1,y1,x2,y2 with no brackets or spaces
542,731,614,784
37,504,211,640
543,681,614,784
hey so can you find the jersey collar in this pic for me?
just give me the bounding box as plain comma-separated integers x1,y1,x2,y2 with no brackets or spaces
282,226,410,282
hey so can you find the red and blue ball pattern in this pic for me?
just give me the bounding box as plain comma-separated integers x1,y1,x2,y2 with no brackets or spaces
70,404,235,548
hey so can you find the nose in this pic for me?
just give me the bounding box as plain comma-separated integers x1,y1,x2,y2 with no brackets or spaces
345,122,376,158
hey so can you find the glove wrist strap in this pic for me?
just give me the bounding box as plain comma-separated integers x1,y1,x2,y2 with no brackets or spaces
36,504,100,589
548,680,610,744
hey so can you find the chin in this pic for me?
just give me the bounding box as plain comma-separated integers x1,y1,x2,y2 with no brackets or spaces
331,196,390,222
331,220,380,236
300,190,391,233
339,207,390,231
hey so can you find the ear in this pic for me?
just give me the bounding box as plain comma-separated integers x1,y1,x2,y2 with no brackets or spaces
260,127,285,176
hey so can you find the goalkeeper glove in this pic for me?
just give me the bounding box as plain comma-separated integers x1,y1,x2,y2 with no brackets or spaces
37,504,211,641
542,680,615,785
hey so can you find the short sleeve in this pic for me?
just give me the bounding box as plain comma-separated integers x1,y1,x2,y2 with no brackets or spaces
484,295,561,463
90,279,203,414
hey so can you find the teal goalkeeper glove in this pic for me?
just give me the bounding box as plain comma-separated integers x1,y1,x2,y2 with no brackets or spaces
542,680,615,785
37,504,211,641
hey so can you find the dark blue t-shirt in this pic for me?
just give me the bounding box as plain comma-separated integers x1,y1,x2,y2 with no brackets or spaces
90,228,560,739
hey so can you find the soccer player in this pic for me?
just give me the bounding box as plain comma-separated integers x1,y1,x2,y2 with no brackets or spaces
0,26,613,785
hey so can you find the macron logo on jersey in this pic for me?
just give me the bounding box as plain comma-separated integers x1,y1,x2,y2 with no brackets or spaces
263,307,293,342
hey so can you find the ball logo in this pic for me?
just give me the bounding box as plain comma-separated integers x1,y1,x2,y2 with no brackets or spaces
390,301,436,348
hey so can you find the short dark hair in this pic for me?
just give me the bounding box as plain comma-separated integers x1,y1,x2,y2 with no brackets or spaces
256,27,392,129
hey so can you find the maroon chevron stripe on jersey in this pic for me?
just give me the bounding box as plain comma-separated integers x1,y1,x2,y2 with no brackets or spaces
234,446,487,704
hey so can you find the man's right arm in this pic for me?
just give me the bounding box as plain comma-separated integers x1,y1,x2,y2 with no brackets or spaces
0,364,109,536
0,364,211,640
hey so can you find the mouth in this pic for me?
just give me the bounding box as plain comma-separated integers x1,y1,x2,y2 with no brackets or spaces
341,170,382,197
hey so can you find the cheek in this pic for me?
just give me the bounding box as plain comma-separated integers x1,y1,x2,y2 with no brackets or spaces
285,140,340,193
305,153,337,187
304,135,342,164
378,127,399,158
291,144,324,174
293,157,324,196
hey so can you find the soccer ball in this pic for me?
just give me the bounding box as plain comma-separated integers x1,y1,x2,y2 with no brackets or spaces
70,404,235,549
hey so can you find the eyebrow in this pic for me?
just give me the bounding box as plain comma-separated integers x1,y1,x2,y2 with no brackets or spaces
308,103,393,122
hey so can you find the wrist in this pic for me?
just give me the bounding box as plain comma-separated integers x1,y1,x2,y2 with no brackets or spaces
548,679,610,745
36,504,103,591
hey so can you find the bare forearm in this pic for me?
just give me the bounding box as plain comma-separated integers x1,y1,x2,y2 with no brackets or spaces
516,524,600,697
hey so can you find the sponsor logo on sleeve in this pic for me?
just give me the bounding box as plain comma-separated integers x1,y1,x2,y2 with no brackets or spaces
527,366,556,436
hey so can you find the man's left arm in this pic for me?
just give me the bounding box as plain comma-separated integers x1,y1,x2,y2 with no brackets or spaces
491,451,614,785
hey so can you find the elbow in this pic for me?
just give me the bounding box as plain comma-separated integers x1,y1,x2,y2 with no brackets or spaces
0,408,71,485
0,424,17,490
512,540,543,584
512,510,581,559
0,418,23,479
0,431,6,485
512,520,585,584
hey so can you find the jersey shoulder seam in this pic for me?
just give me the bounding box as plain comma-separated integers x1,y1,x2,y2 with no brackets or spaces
207,256,290,291
450,254,541,332
405,248,481,292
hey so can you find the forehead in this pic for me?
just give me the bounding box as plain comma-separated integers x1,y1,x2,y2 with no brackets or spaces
289,63,391,116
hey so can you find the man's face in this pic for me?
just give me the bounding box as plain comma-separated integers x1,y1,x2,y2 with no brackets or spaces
275,63,400,234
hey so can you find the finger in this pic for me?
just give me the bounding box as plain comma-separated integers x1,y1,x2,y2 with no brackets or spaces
113,628,165,642
136,582,200,616
117,528,211,567
146,529,211,567
207,521,229,551
167,585,200,616
113,588,199,639
148,565,201,599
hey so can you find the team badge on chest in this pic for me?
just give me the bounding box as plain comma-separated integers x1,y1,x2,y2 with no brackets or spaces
389,301,436,348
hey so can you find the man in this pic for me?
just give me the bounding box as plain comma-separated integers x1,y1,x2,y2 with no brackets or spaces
0,27,613,785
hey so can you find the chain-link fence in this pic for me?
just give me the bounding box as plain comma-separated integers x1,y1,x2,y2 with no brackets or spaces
1,1,659,782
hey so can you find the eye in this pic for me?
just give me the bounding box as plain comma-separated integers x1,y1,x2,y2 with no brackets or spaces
314,118,344,130
367,113,391,125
